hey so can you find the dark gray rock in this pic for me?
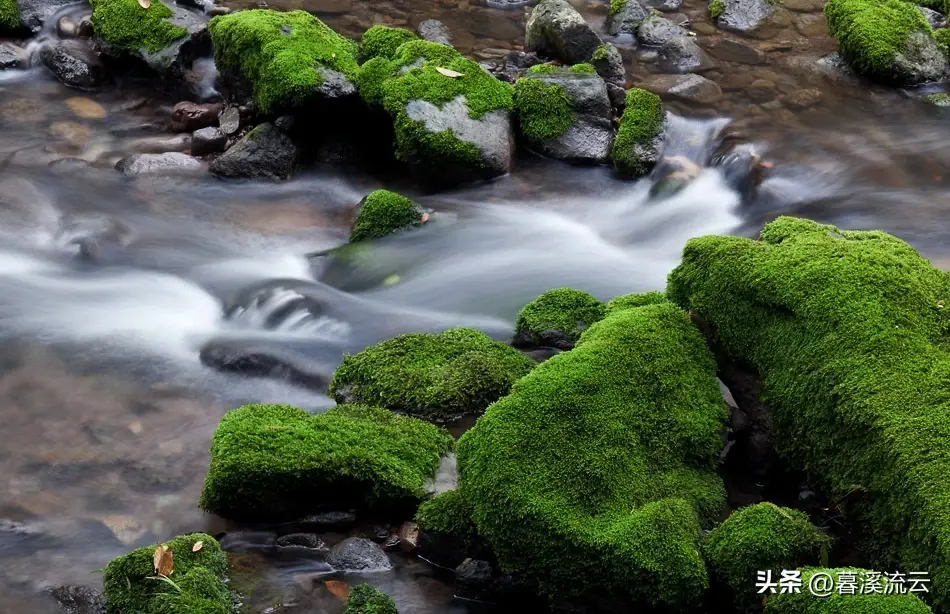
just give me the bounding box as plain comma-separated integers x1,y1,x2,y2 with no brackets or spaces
606,0,650,36
327,537,393,571
644,0,683,11
40,40,104,89
274,115,296,132
276,533,328,552
636,14,689,46
489,50,545,83
658,36,716,73
16,0,79,33
710,0,774,33
417,19,452,45
198,339,330,391
456,559,494,588
526,0,603,65
919,6,947,29
210,123,298,180
77,14,93,37
643,73,722,103
115,152,205,176
289,511,358,532
48,586,106,614
218,105,241,136
892,30,948,85
191,126,227,155
0,42,30,70
706,38,766,64
590,43,627,108
171,101,222,132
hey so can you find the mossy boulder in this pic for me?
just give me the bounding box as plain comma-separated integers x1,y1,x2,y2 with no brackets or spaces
356,40,515,182
415,489,485,567
328,328,535,423
606,290,668,314
704,503,831,608
708,0,774,34
667,216,950,609
764,568,933,613
209,9,359,113
199,403,453,522
344,584,398,614
825,0,947,85
103,533,231,614
589,42,627,107
612,87,665,178
350,189,426,243
526,0,604,65
512,288,607,350
606,0,650,36
457,301,729,609
360,25,417,63
0,0,19,34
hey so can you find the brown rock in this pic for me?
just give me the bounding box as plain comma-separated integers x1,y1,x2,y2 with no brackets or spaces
706,38,767,64
746,78,777,102
781,87,822,109
642,73,723,104
397,521,419,553
170,101,223,133
794,13,827,37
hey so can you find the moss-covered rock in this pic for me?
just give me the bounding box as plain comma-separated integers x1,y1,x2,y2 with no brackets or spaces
0,0,19,33
457,301,729,608
350,190,426,243
704,503,830,608
199,403,453,522
512,288,606,350
667,216,950,609
209,9,359,113
612,87,665,178
825,0,946,85
360,25,417,63
344,584,398,614
415,488,480,553
606,290,668,314
513,77,574,142
764,568,933,613
103,533,230,614
607,0,649,36
328,328,535,422
526,0,604,64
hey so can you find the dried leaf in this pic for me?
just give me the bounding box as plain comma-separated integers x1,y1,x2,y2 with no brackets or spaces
324,580,349,602
435,67,464,78
192,541,204,552
138,0,151,8
420,212,429,224
153,545,174,577
153,545,167,573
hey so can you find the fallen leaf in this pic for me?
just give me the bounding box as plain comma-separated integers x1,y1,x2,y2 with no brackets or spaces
65,97,107,120
324,580,349,602
192,540,204,552
153,545,174,577
152,545,167,573
138,0,151,8
420,212,430,223
435,67,464,78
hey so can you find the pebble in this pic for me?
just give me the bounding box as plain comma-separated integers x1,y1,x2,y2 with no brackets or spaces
191,126,227,156
706,39,767,65
218,106,241,136
781,87,822,109
642,73,724,104
327,537,392,572
66,97,107,120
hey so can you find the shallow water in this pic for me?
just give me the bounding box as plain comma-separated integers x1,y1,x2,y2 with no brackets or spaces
3,0,950,611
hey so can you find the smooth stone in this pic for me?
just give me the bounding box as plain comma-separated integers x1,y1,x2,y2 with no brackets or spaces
525,0,604,65
127,134,192,154
658,36,717,73
56,15,79,38
327,537,393,572
40,40,104,89
706,38,766,64
636,14,688,46
642,73,723,104
191,126,227,155
115,152,205,176
417,18,452,45
170,101,223,132
0,43,30,70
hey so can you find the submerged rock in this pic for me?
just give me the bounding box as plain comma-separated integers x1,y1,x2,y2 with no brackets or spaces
612,87,665,178
416,18,452,45
275,533,328,552
643,72,723,103
513,288,607,349
115,152,205,176
328,537,393,572
40,40,104,89
637,13,688,46
659,36,717,73
0,42,30,70
709,0,774,33
209,122,297,180
606,0,650,36
525,0,603,65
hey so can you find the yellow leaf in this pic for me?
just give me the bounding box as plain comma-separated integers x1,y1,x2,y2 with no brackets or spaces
138,0,151,8
324,580,349,601
435,67,464,78
153,545,174,577
192,541,204,552
152,545,167,573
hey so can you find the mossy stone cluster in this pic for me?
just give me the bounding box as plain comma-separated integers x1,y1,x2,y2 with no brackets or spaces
350,189,426,243
328,328,535,422
612,87,664,177
89,0,188,55
415,488,480,551
199,403,453,522
513,287,607,349
344,584,398,614
703,503,830,607
0,0,19,33
457,301,728,608
667,216,950,609
513,75,575,142
103,533,231,614
606,290,668,314
360,25,418,63
764,568,933,613
208,9,359,113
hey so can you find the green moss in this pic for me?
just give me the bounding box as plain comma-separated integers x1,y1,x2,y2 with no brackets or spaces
606,290,668,314
709,0,725,18
935,28,950,58
513,77,575,142
0,0,19,33
350,189,425,243
89,0,187,55
527,63,559,74
344,584,398,614
357,56,395,106
103,534,230,614
415,489,479,550
704,503,830,607
591,43,611,62
329,328,535,422
925,92,950,106
209,9,359,113
765,568,933,613
824,0,932,83
513,288,606,348
457,302,729,608
610,0,628,16
360,25,418,63
666,216,950,609
612,87,664,178
569,62,596,73
200,404,453,522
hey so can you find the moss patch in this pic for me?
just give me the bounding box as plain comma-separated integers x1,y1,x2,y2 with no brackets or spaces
591,43,612,62
824,0,932,83
415,489,479,551
610,0,628,16
612,87,664,178
344,584,398,614
360,25,417,63
527,63,559,74
209,9,359,113
570,62,596,73
350,189,425,243
329,328,535,422
103,534,230,614
513,287,607,348
709,0,725,19
457,301,728,608
0,0,19,33
606,290,668,314
935,27,950,57
925,92,950,106
200,403,452,522
89,0,187,55
667,216,950,609
765,568,933,613
513,77,575,142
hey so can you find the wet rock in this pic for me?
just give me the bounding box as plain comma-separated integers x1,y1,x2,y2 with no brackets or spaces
643,72,723,104
56,15,79,38
746,78,777,102
170,101,222,132
455,559,494,589
288,511,358,532
218,105,241,136
417,18,452,45
606,0,650,36
919,6,947,29
891,31,948,85
191,126,226,155
590,42,626,106
198,339,329,390
489,50,545,83
0,43,30,70
57,214,133,263
209,123,297,181
327,537,393,572
371,525,392,543
781,87,822,109
50,157,93,173
644,0,683,10
115,152,205,176
48,585,106,614
637,14,688,46
275,533,328,552
77,15,93,37
16,0,80,33
706,38,766,64
710,0,775,33
526,0,603,65
396,521,420,553
273,115,295,132
658,36,716,73
40,40,104,89
127,133,192,154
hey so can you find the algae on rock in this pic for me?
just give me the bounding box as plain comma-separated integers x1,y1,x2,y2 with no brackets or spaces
513,287,606,349
350,189,426,243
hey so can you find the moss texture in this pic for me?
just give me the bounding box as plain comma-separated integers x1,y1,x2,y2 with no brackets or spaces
328,328,535,422
0,0,19,33
513,287,607,348
415,488,479,551
925,92,950,106
765,568,933,613
209,9,359,113
344,584,398,614
457,301,728,608
513,77,575,142
610,0,628,16
935,27,950,57
667,216,950,609
200,403,453,522
89,0,187,54
591,43,612,62
824,0,932,83
709,0,725,19
360,25,418,63
606,290,668,314
704,503,830,607
527,63,559,74
570,62,596,73
613,88,664,178
350,189,425,243
103,534,230,614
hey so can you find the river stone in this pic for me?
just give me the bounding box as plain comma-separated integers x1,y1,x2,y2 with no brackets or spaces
706,38,766,64
659,36,716,73
116,152,206,176
40,40,104,89
643,73,723,103
218,105,241,135
191,126,227,155
710,0,774,33
489,50,545,83
276,533,328,552
919,6,947,29
526,0,604,65
0,42,29,70
171,101,222,132
637,14,688,46
57,15,79,38
892,30,948,85
327,537,393,572
589,42,627,108
644,0,683,11
417,19,452,45
606,0,650,35
290,511,358,532
210,122,298,180
48,585,106,614
16,0,79,33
